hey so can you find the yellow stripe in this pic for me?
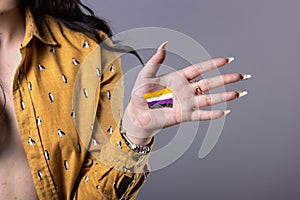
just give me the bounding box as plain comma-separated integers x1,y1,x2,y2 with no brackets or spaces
146,93,173,102
144,88,172,99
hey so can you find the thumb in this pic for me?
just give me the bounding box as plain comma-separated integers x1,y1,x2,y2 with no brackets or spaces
140,41,168,78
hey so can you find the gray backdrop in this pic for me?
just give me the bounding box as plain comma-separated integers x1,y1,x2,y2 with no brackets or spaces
83,0,300,199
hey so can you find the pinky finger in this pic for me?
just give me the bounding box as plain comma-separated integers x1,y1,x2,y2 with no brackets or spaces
190,110,231,121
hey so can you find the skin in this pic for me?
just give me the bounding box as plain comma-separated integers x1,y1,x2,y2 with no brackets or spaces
0,0,248,198
0,0,39,199
124,47,247,144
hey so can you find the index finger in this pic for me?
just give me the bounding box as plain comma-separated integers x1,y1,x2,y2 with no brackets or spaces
179,57,234,80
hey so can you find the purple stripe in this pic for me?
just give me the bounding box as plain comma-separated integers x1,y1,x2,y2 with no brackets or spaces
147,98,173,107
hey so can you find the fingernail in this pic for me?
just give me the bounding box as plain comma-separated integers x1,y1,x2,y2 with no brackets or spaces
157,41,168,51
226,57,235,64
242,74,252,80
224,110,231,116
237,90,248,98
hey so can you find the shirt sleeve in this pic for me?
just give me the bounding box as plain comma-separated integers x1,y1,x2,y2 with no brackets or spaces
73,33,153,200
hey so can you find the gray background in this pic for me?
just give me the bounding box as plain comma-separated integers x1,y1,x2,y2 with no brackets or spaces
83,0,300,199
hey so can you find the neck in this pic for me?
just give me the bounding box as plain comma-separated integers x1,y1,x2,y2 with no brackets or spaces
0,1,25,46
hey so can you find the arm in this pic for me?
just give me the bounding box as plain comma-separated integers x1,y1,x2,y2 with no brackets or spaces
74,37,250,199
74,34,151,200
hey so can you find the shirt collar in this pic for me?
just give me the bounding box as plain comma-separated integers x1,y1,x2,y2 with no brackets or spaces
22,6,58,47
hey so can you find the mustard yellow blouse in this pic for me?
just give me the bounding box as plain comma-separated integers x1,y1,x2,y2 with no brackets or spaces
14,7,151,200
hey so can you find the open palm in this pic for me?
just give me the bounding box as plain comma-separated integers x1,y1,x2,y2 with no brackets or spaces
123,42,250,142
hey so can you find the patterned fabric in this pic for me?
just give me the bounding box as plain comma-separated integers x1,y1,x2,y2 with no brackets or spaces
14,7,152,200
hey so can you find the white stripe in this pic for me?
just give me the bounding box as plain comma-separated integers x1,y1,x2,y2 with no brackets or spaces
146,93,173,102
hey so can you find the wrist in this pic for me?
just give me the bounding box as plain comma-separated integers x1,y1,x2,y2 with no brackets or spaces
120,118,153,146
120,125,152,154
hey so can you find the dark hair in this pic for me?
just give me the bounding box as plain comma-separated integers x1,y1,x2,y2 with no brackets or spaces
23,0,144,64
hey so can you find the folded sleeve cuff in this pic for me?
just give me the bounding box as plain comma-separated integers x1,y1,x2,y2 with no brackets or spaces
97,125,154,174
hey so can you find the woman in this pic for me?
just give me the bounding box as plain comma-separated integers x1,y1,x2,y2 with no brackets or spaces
0,0,250,199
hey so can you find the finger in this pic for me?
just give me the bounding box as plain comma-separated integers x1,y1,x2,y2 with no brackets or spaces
179,57,234,80
139,41,168,78
190,110,231,121
192,73,251,93
194,91,248,108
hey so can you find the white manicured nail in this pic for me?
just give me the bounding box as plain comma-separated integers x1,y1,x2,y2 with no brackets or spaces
237,91,248,98
157,41,168,51
226,57,235,64
242,74,252,80
224,110,231,116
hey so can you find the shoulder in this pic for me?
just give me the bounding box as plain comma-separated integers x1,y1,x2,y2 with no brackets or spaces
39,15,120,75
42,14,113,52
43,15,95,49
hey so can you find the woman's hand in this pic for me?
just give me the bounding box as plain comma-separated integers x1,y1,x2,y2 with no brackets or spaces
122,42,251,145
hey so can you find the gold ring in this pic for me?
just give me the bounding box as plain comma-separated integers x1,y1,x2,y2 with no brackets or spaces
195,86,204,95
